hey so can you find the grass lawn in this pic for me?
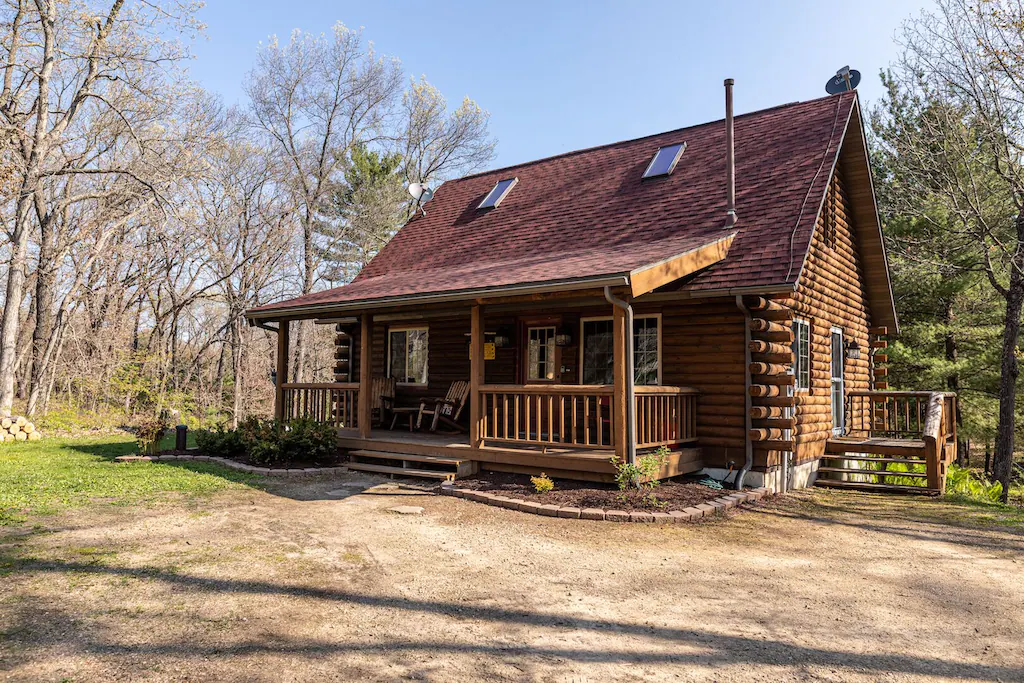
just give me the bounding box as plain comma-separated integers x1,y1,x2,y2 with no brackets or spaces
0,434,263,526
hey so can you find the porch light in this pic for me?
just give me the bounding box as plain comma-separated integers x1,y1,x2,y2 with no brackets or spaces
555,327,574,348
493,334,511,349
844,339,861,361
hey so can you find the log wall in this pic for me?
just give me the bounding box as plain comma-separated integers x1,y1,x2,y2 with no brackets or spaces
788,166,873,464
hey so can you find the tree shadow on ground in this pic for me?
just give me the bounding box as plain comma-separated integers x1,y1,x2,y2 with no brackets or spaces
1,557,1020,681
752,491,1024,553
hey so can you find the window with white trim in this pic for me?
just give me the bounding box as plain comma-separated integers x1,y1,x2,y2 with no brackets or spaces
527,326,556,381
792,319,810,390
580,316,660,386
387,327,428,385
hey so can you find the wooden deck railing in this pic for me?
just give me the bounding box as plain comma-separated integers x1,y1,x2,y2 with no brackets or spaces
480,384,616,449
280,383,359,428
841,390,957,493
635,386,699,449
479,384,699,451
844,390,931,440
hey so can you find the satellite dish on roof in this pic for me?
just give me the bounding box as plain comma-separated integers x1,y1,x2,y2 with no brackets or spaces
826,66,861,95
407,182,433,214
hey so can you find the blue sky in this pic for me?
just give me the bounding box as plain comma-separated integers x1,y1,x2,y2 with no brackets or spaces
189,0,928,171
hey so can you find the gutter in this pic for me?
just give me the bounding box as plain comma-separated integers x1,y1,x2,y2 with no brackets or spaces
604,286,637,466
246,274,630,321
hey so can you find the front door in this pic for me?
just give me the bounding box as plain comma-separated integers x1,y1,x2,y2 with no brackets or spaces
831,327,845,435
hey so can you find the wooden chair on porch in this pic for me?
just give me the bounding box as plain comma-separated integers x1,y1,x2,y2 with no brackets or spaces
417,380,471,432
369,377,397,427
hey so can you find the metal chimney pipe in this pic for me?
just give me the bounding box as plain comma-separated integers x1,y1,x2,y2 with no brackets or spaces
724,78,738,229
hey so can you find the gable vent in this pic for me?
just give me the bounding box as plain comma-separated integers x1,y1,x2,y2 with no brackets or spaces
642,143,686,179
478,177,519,209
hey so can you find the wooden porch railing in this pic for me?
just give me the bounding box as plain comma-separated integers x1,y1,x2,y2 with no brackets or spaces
280,382,359,428
841,390,957,493
480,384,615,449
844,390,931,440
479,384,699,451
635,386,699,449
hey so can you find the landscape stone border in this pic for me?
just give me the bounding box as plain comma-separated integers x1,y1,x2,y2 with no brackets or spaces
122,454,770,519
440,481,771,522
121,453,349,477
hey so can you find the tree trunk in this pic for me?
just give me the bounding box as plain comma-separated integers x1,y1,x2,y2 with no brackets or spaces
993,223,1024,503
0,197,35,415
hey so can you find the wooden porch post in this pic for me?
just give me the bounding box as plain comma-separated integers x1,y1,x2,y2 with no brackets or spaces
612,305,628,461
470,304,484,448
274,319,289,421
357,313,373,438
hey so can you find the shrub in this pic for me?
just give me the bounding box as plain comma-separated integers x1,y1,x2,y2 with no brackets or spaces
279,418,338,464
234,417,339,467
237,417,283,467
195,425,245,460
611,445,669,490
531,472,555,493
134,415,168,456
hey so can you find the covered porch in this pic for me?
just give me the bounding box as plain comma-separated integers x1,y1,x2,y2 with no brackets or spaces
266,288,703,482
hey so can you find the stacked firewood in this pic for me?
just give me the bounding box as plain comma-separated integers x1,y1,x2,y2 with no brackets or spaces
0,416,41,442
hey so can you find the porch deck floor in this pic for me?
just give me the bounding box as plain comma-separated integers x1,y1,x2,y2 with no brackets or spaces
336,428,613,460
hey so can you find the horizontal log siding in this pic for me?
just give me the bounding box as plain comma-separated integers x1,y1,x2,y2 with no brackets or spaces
788,166,872,465
652,300,746,468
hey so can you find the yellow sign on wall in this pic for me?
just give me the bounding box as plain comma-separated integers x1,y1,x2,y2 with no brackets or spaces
472,342,497,361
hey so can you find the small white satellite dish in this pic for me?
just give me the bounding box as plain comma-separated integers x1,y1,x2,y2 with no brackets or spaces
407,182,434,214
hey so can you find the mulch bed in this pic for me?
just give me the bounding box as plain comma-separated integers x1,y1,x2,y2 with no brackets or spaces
452,471,728,512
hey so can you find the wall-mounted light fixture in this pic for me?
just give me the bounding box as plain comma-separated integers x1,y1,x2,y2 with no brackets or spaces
844,339,861,361
555,325,574,348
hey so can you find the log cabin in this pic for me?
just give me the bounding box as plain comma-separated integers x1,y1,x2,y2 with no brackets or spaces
245,83,957,494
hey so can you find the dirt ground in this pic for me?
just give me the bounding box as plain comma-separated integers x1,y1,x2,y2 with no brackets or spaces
2,471,1023,682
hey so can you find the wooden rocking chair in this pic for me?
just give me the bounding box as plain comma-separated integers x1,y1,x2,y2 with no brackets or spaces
417,380,471,432
369,377,397,427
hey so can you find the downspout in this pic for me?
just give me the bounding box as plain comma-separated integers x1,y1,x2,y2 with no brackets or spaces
735,295,753,490
604,286,636,465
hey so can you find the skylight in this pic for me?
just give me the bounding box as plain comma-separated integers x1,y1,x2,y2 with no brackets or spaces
478,177,519,209
642,143,686,179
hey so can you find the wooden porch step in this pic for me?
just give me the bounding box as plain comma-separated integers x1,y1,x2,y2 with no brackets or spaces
345,461,455,480
347,449,477,479
822,454,926,465
817,466,927,479
813,479,935,495
349,449,466,466
826,438,927,458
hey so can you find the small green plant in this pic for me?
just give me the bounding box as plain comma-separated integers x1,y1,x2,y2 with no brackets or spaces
134,415,168,456
530,472,555,493
234,416,339,467
611,445,669,491
945,464,1004,503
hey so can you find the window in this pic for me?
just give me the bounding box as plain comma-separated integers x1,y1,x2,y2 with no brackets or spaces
388,327,428,385
642,143,686,179
792,319,810,390
527,326,556,381
580,316,660,385
831,327,845,434
478,177,518,209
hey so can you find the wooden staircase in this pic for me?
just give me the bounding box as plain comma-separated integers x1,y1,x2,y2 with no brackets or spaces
815,438,933,494
814,391,957,495
346,449,478,480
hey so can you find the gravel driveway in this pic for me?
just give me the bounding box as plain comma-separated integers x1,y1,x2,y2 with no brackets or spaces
2,473,1022,682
